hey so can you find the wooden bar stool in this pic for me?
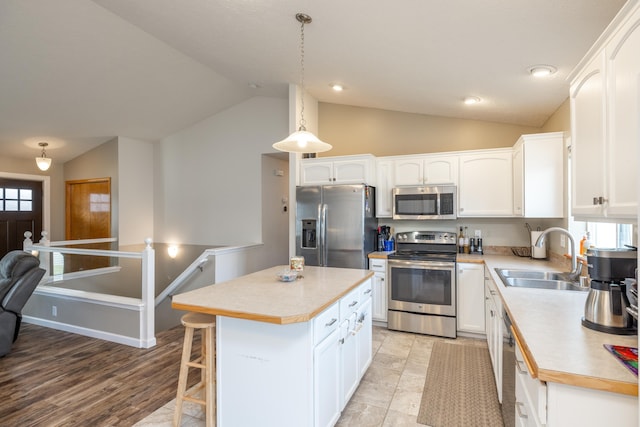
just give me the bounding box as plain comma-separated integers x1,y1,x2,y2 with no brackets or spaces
173,312,216,427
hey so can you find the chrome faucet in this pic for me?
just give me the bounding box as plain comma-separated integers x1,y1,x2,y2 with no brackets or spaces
535,227,583,281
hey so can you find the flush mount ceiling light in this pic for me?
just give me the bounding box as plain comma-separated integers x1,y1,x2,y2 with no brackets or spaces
330,83,344,92
273,13,332,154
463,96,481,105
35,142,52,171
528,65,557,77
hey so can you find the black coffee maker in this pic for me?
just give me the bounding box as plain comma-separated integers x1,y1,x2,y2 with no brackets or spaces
582,248,637,335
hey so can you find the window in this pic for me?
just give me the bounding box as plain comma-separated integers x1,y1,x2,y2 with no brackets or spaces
572,220,633,249
0,187,33,212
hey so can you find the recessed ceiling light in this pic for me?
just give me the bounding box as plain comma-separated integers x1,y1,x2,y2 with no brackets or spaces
463,96,481,105
527,65,557,77
330,83,344,92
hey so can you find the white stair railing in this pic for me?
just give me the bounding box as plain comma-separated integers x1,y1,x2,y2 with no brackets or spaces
24,231,156,348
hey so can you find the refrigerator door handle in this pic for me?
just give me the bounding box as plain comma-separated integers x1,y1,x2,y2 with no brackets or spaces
321,203,328,266
317,203,323,266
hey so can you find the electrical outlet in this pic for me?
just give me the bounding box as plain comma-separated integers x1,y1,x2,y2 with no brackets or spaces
560,235,566,248
474,230,481,238
52,305,57,317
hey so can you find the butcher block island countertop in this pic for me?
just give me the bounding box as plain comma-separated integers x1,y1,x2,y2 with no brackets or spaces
171,265,374,324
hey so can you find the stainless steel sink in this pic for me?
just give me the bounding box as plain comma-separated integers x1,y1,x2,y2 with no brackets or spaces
495,268,588,291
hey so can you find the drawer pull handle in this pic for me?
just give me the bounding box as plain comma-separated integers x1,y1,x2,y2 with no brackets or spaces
515,359,527,375
515,401,528,419
364,289,372,295
325,318,337,327
349,301,358,307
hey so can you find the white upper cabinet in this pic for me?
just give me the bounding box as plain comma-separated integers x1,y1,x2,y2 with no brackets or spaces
300,154,375,186
394,154,458,186
458,149,513,217
375,158,394,217
513,132,564,218
605,6,639,218
570,3,639,219
571,53,607,217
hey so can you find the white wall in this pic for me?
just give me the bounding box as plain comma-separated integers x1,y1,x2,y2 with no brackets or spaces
155,96,289,246
117,137,154,245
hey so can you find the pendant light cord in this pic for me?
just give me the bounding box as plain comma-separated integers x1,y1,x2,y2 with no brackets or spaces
298,17,307,131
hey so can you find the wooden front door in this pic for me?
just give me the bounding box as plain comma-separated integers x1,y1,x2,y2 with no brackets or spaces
65,178,112,270
0,179,43,258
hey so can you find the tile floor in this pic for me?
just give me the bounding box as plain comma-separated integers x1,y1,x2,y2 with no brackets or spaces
134,326,487,427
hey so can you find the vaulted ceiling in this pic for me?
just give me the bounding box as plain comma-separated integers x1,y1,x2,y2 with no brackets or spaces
0,0,627,162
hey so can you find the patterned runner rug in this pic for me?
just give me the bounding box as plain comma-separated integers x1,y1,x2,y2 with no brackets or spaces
417,341,503,426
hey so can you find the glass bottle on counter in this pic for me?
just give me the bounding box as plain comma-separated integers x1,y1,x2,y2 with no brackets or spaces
463,226,470,254
458,226,464,254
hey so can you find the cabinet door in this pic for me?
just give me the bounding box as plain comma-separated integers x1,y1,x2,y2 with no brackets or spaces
314,328,341,427
333,159,372,184
371,271,387,321
375,159,394,217
424,155,458,185
459,150,513,216
570,53,607,217
356,298,373,379
457,263,485,334
606,14,639,218
512,142,524,217
340,319,358,409
301,160,334,185
394,157,425,186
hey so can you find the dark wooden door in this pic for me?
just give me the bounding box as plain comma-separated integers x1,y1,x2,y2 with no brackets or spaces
0,179,43,259
65,178,112,271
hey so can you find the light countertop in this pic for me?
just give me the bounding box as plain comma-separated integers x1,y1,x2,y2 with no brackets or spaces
171,265,373,325
478,255,638,396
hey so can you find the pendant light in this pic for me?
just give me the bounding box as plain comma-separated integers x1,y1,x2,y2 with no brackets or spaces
35,142,52,171
273,13,332,154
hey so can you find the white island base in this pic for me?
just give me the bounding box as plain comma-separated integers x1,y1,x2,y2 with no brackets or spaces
214,277,373,427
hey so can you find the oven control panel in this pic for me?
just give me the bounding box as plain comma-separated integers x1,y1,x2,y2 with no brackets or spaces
395,231,457,244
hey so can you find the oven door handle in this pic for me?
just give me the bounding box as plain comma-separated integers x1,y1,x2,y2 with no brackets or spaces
388,260,455,270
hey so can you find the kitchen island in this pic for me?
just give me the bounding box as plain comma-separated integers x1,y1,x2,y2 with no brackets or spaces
172,265,374,427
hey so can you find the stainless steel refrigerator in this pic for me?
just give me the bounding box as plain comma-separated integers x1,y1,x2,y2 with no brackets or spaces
296,184,377,269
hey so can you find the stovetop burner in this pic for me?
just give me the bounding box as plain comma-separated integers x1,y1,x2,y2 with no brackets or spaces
388,230,457,262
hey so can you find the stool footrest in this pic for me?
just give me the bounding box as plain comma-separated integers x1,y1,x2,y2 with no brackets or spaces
187,360,206,369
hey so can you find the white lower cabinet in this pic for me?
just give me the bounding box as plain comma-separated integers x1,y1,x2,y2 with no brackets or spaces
484,267,503,403
456,263,485,334
368,258,387,322
314,327,341,427
514,339,638,427
515,343,546,427
217,278,373,427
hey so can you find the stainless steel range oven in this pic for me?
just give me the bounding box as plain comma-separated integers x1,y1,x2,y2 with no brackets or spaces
387,231,457,338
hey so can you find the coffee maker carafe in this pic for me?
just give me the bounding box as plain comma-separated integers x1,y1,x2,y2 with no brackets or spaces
582,248,637,335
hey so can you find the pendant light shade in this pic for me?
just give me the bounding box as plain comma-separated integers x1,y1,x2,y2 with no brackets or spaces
273,13,332,154
35,142,52,171
273,129,332,153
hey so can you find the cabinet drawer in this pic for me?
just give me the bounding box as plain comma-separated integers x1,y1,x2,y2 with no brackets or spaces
340,287,361,321
369,259,386,272
359,279,373,301
314,302,340,345
515,344,547,425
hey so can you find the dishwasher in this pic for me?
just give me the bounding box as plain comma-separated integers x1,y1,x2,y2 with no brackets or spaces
502,308,515,427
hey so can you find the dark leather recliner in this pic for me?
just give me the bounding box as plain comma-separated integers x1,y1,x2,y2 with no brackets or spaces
0,250,45,357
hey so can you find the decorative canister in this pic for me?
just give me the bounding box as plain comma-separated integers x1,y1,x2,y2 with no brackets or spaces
290,256,305,272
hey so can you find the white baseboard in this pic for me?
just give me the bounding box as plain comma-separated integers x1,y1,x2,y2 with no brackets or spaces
23,316,156,348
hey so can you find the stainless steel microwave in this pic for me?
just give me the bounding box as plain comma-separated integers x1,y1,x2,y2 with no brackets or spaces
392,185,457,220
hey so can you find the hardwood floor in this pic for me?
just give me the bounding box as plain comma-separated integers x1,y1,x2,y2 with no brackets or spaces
0,323,198,426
